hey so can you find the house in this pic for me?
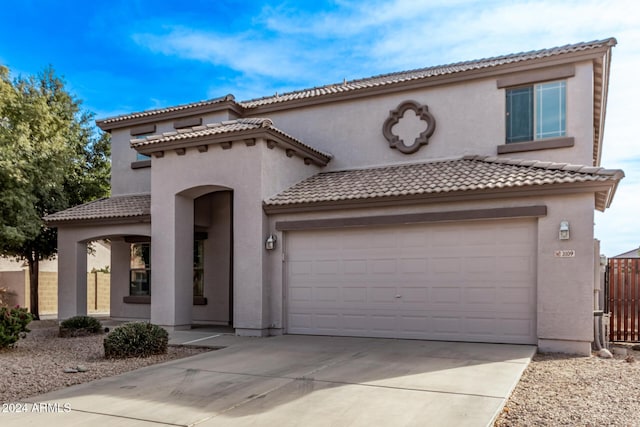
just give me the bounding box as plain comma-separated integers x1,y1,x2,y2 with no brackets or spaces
45,38,624,355
611,247,640,258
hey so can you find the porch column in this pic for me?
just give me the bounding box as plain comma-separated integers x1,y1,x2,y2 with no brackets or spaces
57,229,87,320
150,193,193,329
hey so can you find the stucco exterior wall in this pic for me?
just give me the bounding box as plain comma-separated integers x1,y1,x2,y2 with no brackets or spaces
150,144,264,330
148,139,321,332
260,61,595,170
110,111,239,196
57,223,150,320
536,194,596,354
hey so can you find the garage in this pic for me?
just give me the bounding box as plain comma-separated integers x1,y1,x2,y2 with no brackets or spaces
285,219,537,344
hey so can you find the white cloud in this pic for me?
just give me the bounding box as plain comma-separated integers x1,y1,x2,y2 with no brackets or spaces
132,26,332,81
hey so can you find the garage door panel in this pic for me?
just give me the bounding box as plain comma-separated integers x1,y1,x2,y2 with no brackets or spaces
465,287,497,304
342,287,367,302
286,220,537,344
399,258,428,274
344,259,367,274
372,259,398,274
289,260,313,275
314,260,340,274
399,287,429,303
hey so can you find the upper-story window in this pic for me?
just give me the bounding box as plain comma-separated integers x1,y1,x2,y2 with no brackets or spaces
506,80,566,144
130,124,156,168
134,134,152,161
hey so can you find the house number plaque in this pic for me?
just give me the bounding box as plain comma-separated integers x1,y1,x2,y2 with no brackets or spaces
554,250,576,258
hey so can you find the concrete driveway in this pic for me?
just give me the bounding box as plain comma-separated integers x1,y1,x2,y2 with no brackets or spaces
1,335,535,427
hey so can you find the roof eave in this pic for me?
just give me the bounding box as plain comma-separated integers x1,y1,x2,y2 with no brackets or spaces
96,98,245,132
244,42,617,115
593,42,616,166
45,214,151,228
133,127,332,167
263,180,619,215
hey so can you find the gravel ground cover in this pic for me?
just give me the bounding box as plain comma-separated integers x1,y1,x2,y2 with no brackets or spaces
495,348,640,426
0,320,211,403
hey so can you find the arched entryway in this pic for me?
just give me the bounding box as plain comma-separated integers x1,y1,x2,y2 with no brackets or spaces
150,185,233,329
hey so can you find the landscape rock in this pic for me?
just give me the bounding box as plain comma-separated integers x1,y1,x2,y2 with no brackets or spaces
612,346,628,356
598,348,613,359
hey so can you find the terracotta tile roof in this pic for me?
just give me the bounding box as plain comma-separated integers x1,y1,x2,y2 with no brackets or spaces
264,155,623,211
96,95,236,127
96,38,615,125
130,118,332,162
241,38,616,108
44,194,151,224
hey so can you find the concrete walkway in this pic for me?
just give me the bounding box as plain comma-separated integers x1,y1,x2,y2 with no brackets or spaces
1,331,535,427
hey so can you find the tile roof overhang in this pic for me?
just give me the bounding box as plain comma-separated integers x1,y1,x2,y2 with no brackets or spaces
263,155,624,214
130,118,332,167
96,38,615,166
44,194,151,226
96,95,242,131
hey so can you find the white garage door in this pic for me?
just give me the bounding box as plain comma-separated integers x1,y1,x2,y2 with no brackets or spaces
286,219,537,344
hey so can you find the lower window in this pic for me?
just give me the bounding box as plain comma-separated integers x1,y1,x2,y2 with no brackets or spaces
193,239,204,297
130,243,151,296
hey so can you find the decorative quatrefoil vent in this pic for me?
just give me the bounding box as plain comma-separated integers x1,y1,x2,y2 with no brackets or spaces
382,100,436,154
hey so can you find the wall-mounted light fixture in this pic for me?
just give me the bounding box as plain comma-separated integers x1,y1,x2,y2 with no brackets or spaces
600,255,607,267
265,234,277,250
559,220,570,240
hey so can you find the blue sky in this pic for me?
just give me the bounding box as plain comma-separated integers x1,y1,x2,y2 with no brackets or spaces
0,0,638,256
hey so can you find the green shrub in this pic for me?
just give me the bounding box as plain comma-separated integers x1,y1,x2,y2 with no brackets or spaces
0,306,34,349
103,322,168,359
59,315,103,337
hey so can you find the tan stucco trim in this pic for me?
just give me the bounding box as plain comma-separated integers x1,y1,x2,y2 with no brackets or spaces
264,181,616,214
47,215,151,227
275,205,547,231
123,296,150,304
496,65,575,88
131,159,151,169
130,124,156,136
174,117,202,129
497,137,574,154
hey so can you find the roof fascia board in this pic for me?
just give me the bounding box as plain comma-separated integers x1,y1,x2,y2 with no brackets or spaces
46,215,151,228
594,48,613,166
263,181,616,214
97,101,245,132
275,205,548,231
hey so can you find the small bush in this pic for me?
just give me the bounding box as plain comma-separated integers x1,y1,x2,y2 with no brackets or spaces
59,316,103,337
103,322,168,359
0,306,34,349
